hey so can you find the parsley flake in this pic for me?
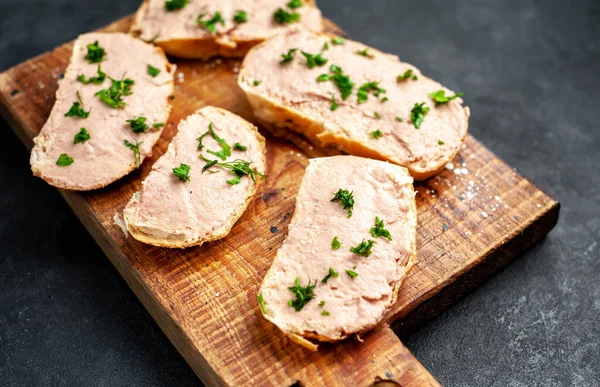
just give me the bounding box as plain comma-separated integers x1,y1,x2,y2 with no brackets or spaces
253,80,261,86
370,129,383,139
317,74,330,82
280,48,298,64
429,90,464,104
258,293,267,314
410,102,430,129
332,72,354,100
322,42,329,51
165,0,188,11
439,139,445,145
274,8,300,24
126,117,149,133
287,0,302,8
124,139,143,169
95,77,134,109
329,94,340,111
74,128,90,144
77,65,106,85
331,236,341,250
396,116,403,122
234,142,247,151
200,156,265,185
196,131,210,151
321,310,330,316
301,51,328,69
345,269,359,278
374,111,381,119
287,277,316,311
84,41,105,63
358,82,386,104
147,65,161,77
350,239,374,257
331,37,345,45
322,267,339,283
233,10,248,23
173,163,191,182
319,301,325,307
196,12,225,34
331,189,354,217
397,69,418,81
65,91,90,118
56,153,74,166
356,49,374,58
370,217,392,241
205,123,232,160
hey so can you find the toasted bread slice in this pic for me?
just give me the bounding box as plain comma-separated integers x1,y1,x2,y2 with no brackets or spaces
30,32,175,191
239,29,470,180
258,156,417,350
131,0,324,59
123,106,266,248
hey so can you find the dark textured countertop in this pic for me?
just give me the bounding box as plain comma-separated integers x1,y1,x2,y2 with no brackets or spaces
1,0,598,385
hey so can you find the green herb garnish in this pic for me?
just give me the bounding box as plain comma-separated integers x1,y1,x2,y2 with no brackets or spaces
331,189,354,217
318,301,325,307
274,8,300,24
173,163,191,182
322,267,339,283
84,41,105,63
396,116,403,122
346,269,359,278
301,51,328,69
356,48,374,58
410,102,430,129
369,129,383,139
126,117,149,133
331,37,344,45
331,72,354,99
329,94,339,111
124,139,143,168
165,0,188,11
234,142,247,151
258,293,267,314
65,91,90,118
287,277,316,311
253,80,261,86
280,48,298,64
205,123,231,160
438,140,445,145
322,42,329,51
233,10,248,23
147,65,161,77
196,131,210,151
331,236,341,250
74,128,90,144
56,153,74,166
95,77,134,109
370,217,391,241
381,97,389,103
397,69,418,81
321,310,330,316
428,90,464,104
374,111,381,119
287,0,302,8
317,74,330,82
196,12,225,34
350,239,374,257
200,156,265,185
77,65,106,85
357,82,386,104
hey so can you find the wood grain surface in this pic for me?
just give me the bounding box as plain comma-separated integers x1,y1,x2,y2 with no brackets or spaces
0,16,559,387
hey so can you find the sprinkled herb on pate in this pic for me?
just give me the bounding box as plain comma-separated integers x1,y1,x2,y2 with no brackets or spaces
355,48,374,58
204,123,232,160
95,77,134,109
280,48,298,63
173,163,191,182
56,153,74,166
65,91,90,118
165,0,188,12
357,82,386,104
346,269,359,278
84,41,105,63
253,80,261,86
331,236,341,250
126,117,164,134
196,12,225,34
369,129,383,139
350,239,374,257
77,65,106,85
73,128,90,144
124,139,143,168
322,267,339,283
331,189,354,217
147,65,161,77
274,8,300,24
410,102,430,129
331,37,344,45
329,94,340,111
301,51,328,69
397,69,418,81
321,310,330,316
370,217,392,241
234,142,248,151
200,156,265,185
318,301,325,307
233,10,248,23
429,90,464,104
287,0,302,8
288,277,316,311
439,140,445,145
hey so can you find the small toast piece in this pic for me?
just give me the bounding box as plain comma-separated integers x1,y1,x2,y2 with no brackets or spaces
131,0,324,59
239,29,470,180
258,156,417,350
123,106,266,248
30,32,175,190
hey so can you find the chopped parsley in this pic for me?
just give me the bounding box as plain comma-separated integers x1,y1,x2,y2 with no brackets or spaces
374,111,381,119
196,12,225,34
317,74,330,82
200,156,265,185
274,8,300,24
56,153,74,166
321,310,330,316
258,293,267,314
429,90,464,104
95,77,134,109
165,0,188,11
345,269,359,278
147,65,161,77
330,64,342,73
172,163,191,182
331,189,354,217
322,42,329,51
410,102,430,129
331,37,344,45
84,41,105,63
439,139,445,145
331,236,341,250
234,142,247,151
287,0,302,8
329,94,339,111
65,91,90,118
126,117,163,134
233,10,248,23
357,82,386,104
301,51,328,69
355,49,374,58
322,267,339,283
397,69,418,81
369,129,383,139
124,139,143,169
280,48,298,64
370,217,391,241
396,116,403,122
381,97,389,103
196,131,210,150
350,239,374,257
331,70,354,99
77,65,106,85
287,277,316,311
253,80,261,86
73,128,90,144
205,123,231,160
318,301,325,307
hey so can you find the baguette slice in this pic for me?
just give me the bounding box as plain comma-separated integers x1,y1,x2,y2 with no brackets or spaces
131,0,324,59
123,106,266,248
239,29,470,180
258,156,417,350
30,32,175,190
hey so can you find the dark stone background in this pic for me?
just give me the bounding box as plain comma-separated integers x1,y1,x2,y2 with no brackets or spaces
0,0,598,385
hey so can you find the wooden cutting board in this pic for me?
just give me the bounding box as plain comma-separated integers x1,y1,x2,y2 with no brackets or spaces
0,16,559,387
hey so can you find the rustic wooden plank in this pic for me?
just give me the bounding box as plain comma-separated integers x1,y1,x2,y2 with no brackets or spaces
0,15,558,386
